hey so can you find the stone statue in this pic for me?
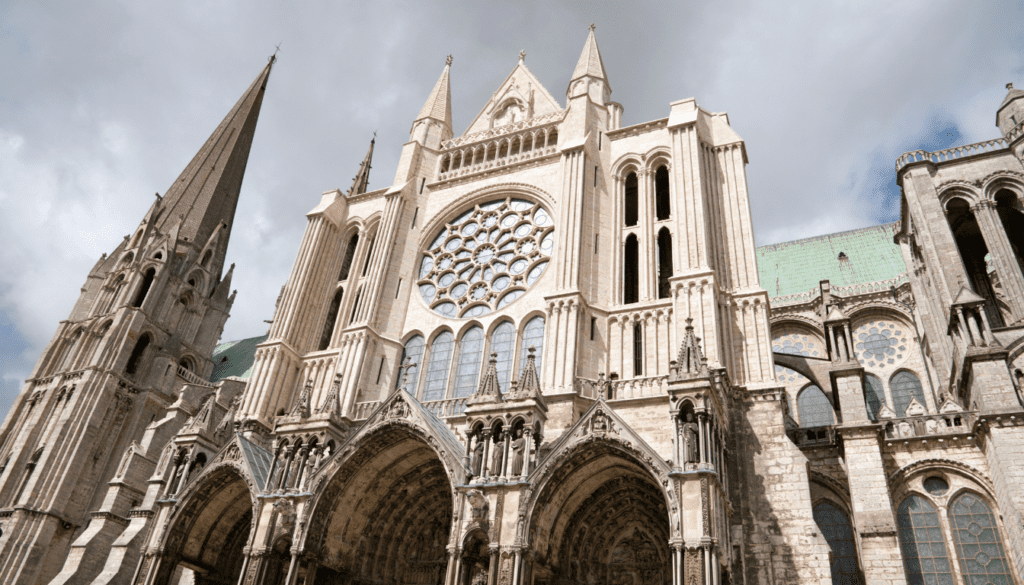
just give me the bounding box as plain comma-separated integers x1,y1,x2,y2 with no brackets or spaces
510,430,525,476
491,434,505,476
471,437,484,476
682,413,699,464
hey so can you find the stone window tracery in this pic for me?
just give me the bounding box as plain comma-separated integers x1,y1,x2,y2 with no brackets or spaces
452,327,484,398
897,495,954,585
418,197,552,318
518,316,545,375
490,321,516,390
854,320,909,369
798,385,834,428
421,332,454,402
949,493,1013,582
864,373,886,422
891,371,926,417
812,501,862,585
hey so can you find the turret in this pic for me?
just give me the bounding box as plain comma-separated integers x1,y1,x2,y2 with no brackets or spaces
997,82,1024,136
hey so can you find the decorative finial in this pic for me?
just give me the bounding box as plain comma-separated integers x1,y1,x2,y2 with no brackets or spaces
589,23,596,32
1009,82,1015,91
446,54,453,67
519,49,526,63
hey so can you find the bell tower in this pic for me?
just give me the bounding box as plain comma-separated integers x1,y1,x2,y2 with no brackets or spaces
0,57,273,585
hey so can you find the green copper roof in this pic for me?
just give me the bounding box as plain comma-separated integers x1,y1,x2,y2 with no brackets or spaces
210,334,267,383
756,222,906,298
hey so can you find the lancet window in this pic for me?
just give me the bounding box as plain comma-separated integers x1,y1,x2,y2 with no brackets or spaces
421,332,454,402
655,165,670,220
125,334,151,377
318,288,344,351
491,321,516,390
864,373,886,421
657,227,673,299
890,371,926,417
946,197,1004,327
339,233,359,281
624,172,639,226
624,234,639,304
633,322,643,376
396,335,425,396
798,385,834,428
452,327,484,398
133,268,156,308
995,189,1024,279
812,501,862,584
518,316,545,375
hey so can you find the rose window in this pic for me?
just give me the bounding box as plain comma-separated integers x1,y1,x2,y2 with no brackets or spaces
772,332,820,384
854,320,909,369
418,197,553,318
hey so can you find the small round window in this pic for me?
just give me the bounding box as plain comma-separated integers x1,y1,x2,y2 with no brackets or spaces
854,320,909,369
923,476,949,496
418,197,553,318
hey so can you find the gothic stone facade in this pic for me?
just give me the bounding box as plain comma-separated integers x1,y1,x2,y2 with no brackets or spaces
2,28,1024,585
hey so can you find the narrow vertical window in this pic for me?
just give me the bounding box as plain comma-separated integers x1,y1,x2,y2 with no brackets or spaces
594,233,598,254
348,289,362,325
897,495,953,584
590,317,596,341
420,178,426,194
633,322,643,376
133,268,156,308
376,357,386,385
863,374,886,421
890,371,926,417
318,288,344,351
339,233,359,281
949,493,1013,583
797,385,834,427
655,165,670,220
812,502,862,585
946,198,1003,326
411,208,419,229
491,321,516,390
361,236,376,276
598,132,602,149
395,278,402,298
421,332,454,402
594,166,598,187
624,172,638,227
125,334,151,376
624,234,639,304
657,227,673,299
396,335,425,396
452,327,485,398
519,317,546,376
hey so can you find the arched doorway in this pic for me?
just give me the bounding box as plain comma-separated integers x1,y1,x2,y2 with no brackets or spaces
304,425,455,585
526,442,672,585
155,466,255,585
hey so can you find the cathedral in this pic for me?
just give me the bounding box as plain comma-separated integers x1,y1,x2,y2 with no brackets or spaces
2,26,1024,585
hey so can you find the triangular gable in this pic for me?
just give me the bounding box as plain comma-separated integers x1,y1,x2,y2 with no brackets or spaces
535,399,672,479
342,389,469,477
462,62,563,137
236,433,274,491
952,286,986,306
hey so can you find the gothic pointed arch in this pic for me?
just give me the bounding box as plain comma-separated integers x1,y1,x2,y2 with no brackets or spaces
298,390,465,583
152,463,259,585
520,401,675,582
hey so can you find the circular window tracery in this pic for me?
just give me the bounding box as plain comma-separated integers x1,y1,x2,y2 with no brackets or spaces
854,320,909,369
772,332,821,384
418,197,553,318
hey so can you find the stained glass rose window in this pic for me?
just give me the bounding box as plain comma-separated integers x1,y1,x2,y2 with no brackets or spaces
418,197,553,318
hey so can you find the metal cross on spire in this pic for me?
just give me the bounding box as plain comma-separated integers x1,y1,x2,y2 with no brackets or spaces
589,23,596,32
446,54,453,66
519,49,526,63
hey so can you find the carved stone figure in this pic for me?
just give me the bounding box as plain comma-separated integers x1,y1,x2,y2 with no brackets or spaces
491,434,505,475
510,430,525,476
682,413,699,464
471,438,485,476
467,489,489,524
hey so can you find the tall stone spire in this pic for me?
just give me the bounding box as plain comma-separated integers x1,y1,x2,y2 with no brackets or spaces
416,56,453,131
347,134,375,196
155,56,275,255
570,24,609,87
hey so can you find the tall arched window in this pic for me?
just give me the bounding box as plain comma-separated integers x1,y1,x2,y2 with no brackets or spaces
624,172,638,227
318,288,344,351
518,316,545,375
798,385,834,427
57,329,83,372
624,234,639,304
812,501,862,585
125,334,151,376
890,371,926,417
361,235,376,276
396,335,425,396
994,189,1024,279
452,327,484,398
104,275,126,314
947,198,1003,326
657,227,673,299
863,374,886,422
339,233,359,281
491,321,516,390
949,492,1013,582
421,332,454,402
132,268,156,308
897,495,954,584
655,165,670,220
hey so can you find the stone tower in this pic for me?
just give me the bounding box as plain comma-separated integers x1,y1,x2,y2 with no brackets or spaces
0,57,273,585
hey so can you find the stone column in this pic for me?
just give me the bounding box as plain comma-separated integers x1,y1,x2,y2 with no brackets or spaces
284,551,301,585
500,431,511,478
278,446,295,490
521,428,533,478
488,547,499,585
481,430,492,479
291,446,310,490
971,200,1024,319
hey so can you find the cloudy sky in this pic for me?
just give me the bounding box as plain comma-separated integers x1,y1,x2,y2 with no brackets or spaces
1,1,1022,418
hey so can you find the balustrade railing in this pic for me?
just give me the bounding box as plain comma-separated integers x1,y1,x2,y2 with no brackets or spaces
831,274,908,297
176,365,212,388
446,111,565,148
574,375,669,400
421,397,468,418
881,411,976,440
351,400,380,421
895,138,1008,172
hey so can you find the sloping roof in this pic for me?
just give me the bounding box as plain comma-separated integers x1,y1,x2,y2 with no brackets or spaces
570,27,609,85
237,433,273,492
210,334,267,382
756,222,907,298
